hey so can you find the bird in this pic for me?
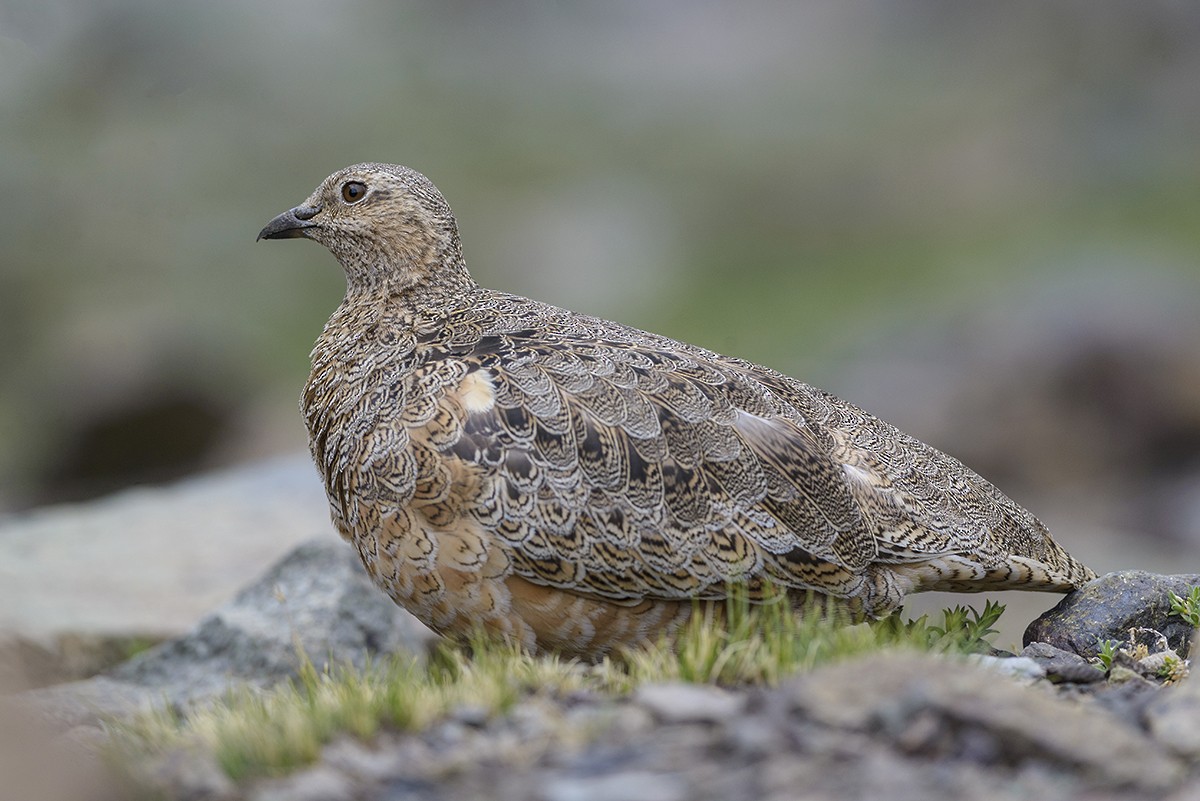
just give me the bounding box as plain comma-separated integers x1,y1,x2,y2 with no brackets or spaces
258,162,1095,659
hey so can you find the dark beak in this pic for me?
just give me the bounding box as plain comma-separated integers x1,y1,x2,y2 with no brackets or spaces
256,205,320,241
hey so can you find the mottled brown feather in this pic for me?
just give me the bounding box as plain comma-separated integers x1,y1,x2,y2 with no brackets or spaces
260,162,1096,659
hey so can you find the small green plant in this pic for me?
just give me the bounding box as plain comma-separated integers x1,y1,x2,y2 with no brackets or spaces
1094,639,1120,673
1168,586,1200,628
1156,653,1188,683
904,601,1006,653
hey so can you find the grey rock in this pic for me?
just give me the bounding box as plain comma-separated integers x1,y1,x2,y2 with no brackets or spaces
832,268,1200,523
565,702,655,740
1166,783,1200,801
1024,571,1200,658
127,746,237,801
1087,675,1163,727
1145,678,1200,760
1107,664,1157,688
113,539,432,686
786,652,1183,789
20,539,433,728
633,682,746,724
0,455,334,644
376,775,444,801
540,771,688,801
450,703,491,728
758,746,1012,801
320,734,423,786
250,764,357,801
721,715,781,760
969,654,1045,682
1019,642,1105,685
1137,647,1185,679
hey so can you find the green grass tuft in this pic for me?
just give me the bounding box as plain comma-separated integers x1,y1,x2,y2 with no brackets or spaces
613,589,1004,688
108,638,593,782
108,595,1006,783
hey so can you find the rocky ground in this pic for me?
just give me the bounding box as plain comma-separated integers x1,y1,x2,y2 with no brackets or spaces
2,461,1198,801
114,647,1200,801
230,649,1199,801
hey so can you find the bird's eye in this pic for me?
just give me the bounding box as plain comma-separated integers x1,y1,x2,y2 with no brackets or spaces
341,181,367,204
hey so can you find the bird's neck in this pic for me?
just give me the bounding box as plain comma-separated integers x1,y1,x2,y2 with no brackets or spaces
337,261,480,335
343,249,475,304
340,232,475,296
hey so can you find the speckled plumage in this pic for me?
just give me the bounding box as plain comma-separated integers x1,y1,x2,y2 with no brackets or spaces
258,163,1095,659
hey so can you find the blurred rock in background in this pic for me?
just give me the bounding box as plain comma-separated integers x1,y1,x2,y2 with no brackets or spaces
833,264,1200,556
1,1,1198,588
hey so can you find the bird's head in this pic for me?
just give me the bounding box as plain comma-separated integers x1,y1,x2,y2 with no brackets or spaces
258,163,469,294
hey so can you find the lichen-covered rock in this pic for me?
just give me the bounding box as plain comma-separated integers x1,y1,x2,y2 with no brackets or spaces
1024,571,1200,658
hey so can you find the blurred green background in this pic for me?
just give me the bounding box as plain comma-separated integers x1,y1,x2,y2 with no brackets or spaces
1,1,1198,573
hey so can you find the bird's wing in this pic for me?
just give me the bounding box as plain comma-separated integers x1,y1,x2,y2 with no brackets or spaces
410,322,1042,608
